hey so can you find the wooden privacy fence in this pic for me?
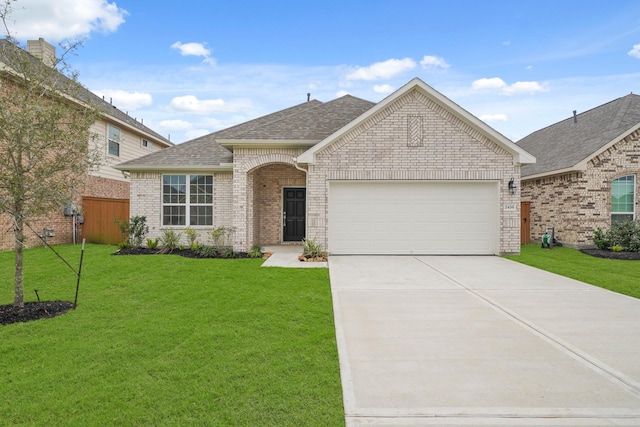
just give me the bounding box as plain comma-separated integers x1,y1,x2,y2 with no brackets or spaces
82,197,130,245
521,201,531,244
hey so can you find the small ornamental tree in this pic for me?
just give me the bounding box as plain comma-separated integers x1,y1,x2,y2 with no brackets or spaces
0,2,102,307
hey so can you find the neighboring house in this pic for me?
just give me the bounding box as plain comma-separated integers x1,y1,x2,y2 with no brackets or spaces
517,94,640,247
0,38,172,250
117,78,535,255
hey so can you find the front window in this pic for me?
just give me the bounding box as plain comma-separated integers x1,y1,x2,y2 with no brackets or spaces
162,175,213,226
611,175,635,224
108,125,120,157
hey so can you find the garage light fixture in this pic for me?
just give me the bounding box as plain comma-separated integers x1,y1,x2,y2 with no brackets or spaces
508,177,517,195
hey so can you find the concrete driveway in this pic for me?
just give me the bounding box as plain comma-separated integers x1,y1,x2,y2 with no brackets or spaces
328,256,640,426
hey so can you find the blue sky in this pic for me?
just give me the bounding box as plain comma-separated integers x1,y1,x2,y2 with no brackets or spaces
6,0,640,143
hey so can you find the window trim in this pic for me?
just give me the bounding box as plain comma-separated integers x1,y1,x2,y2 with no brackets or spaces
162,174,214,227
107,124,121,157
141,139,152,150
611,174,636,223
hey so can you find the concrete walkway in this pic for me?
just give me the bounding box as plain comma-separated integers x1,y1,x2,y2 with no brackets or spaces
261,245,327,268
328,255,640,426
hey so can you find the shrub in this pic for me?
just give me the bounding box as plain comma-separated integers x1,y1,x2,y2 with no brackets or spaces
195,245,220,258
115,216,147,248
184,227,198,245
592,220,640,252
209,226,235,249
223,247,236,258
159,229,182,253
302,238,326,258
593,228,608,250
146,238,159,250
249,244,263,258
117,240,130,250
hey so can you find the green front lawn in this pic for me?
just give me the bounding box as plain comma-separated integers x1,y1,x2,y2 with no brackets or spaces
505,244,640,299
0,245,344,426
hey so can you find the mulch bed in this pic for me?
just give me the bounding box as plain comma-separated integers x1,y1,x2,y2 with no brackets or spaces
580,248,640,260
1,301,75,326
113,247,252,259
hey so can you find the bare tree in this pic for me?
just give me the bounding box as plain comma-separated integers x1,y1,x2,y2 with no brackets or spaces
0,1,102,307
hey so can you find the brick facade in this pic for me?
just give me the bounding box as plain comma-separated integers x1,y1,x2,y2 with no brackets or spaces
129,171,235,247
232,148,307,250
522,129,640,247
251,164,306,245
83,176,130,200
0,175,132,251
0,212,74,251
307,88,521,254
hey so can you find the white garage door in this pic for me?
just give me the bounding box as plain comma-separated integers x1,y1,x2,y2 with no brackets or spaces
328,181,499,255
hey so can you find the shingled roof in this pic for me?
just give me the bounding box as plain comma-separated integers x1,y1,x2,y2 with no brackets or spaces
517,94,640,178
0,39,171,146
116,95,375,171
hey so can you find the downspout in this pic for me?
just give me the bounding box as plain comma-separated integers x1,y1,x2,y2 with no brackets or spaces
292,157,307,173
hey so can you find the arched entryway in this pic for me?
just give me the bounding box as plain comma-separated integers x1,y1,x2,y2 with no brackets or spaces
250,163,306,246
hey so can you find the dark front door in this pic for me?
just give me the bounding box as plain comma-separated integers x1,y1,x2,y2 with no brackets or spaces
283,188,306,241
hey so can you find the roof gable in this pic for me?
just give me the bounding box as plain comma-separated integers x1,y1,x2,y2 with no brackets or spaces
297,78,535,164
518,94,640,178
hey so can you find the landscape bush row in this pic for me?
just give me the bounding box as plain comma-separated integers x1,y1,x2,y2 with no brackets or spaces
115,216,262,258
593,219,640,252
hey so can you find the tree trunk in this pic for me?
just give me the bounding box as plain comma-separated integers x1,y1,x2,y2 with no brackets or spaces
13,216,24,308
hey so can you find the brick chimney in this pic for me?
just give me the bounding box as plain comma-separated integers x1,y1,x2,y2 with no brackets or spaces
27,38,56,67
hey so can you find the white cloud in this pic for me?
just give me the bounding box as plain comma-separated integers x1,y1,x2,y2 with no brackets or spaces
346,58,416,81
479,114,508,122
373,84,394,94
158,119,193,132
472,78,548,95
168,95,229,114
419,55,450,71
472,77,507,90
171,41,215,64
92,89,152,110
8,0,127,41
628,44,640,59
503,81,549,95
336,90,351,97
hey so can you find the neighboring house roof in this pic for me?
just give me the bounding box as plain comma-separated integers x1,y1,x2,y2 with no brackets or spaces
117,95,375,171
517,94,640,179
0,39,171,147
297,78,536,165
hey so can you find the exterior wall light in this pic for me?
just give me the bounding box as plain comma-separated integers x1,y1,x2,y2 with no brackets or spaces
508,177,517,195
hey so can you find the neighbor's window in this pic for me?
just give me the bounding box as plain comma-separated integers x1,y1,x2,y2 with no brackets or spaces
611,175,635,224
162,175,213,226
108,125,120,157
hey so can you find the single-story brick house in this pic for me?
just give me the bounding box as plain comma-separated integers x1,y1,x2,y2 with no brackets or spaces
517,94,640,247
116,78,535,255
